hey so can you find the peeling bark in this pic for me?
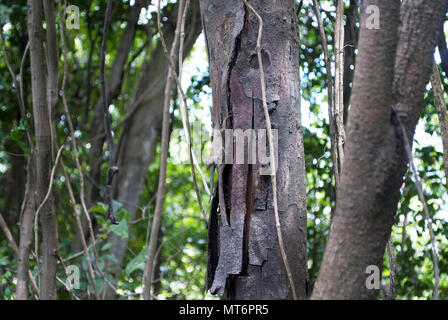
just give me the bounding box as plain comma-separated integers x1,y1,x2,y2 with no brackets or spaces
201,0,307,299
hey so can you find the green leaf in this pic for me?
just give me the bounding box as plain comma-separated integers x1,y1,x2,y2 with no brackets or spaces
89,203,107,214
101,242,113,251
110,219,128,239
125,246,148,276
10,128,23,141
112,200,123,213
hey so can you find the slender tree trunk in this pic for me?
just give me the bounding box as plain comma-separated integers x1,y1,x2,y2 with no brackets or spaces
43,0,59,157
27,0,59,299
16,158,36,300
343,0,359,120
313,0,448,300
430,63,448,191
201,0,307,299
334,0,345,168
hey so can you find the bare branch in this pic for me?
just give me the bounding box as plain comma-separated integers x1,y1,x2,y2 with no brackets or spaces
0,212,39,296
334,0,345,169
430,63,448,192
392,107,440,300
100,0,119,224
150,0,209,224
312,0,339,195
387,238,397,300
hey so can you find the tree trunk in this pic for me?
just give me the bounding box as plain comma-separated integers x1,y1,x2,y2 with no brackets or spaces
16,157,36,300
312,0,448,300
201,0,307,299
27,0,58,299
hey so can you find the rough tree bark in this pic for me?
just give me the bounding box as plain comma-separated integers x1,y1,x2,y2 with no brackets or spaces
313,0,448,300
27,0,59,299
201,0,307,299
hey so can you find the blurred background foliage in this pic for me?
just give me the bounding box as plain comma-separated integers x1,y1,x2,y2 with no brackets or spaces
0,0,447,299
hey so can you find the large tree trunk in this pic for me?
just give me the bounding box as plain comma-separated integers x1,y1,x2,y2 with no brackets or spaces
103,1,203,299
27,0,58,299
313,0,448,300
201,0,307,299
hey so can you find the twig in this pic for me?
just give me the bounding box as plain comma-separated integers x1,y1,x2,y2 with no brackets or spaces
57,0,109,299
177,0,211,198
334,0,345,170
58,159,100,299
4,37,36,299
392,107,440,300
312,0,339,191
0,212,39,296
387,238,397,300
59,244,93,263
142,0,185,300
19,42,30,119
100,0,119,224
152,0,209,223
0,31,24,114
56,276,80,300
56,253,81,300
241,0,298,300
0,33,33,147
0,212,18,253
430,63,448,191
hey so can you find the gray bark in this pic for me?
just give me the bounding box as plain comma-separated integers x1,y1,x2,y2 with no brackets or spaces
312,0,448,300
201,0,307,299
